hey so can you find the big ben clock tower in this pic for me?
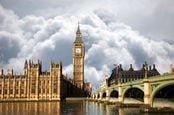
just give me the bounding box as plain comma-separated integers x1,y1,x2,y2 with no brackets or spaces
72,24,85,89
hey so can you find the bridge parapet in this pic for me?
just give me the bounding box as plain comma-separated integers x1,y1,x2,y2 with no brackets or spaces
149,73,174,82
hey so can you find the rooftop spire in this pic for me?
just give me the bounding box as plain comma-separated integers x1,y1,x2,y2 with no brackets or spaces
24,60,28,68
76,22,81,34
75,23,83,43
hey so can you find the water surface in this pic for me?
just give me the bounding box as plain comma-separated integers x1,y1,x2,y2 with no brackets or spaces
0,101,172,115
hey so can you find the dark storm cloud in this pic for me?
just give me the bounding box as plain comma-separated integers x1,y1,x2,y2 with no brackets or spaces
127,39,155,67
1,0,174,42
0,33,20,64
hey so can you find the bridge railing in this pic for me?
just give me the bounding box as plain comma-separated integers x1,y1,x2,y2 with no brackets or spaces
149,73,174,82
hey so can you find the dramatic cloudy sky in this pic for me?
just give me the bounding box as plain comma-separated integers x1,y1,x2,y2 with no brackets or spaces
0,0,174,91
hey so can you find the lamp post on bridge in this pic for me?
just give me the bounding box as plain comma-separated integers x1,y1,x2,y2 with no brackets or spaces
144,61,148,78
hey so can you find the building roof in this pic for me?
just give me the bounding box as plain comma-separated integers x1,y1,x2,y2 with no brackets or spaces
108,63,160,84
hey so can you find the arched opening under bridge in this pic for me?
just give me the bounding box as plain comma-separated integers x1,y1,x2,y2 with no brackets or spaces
123,87,144,104
102,92,106,98
110,90,118,98
97,94,100,99
152,84,174,108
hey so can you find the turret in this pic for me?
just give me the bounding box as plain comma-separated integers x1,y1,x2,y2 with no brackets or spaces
27,59,42,77
24,60,28,75
50,60,62,77
24,60,28,69
169,64,173,74
0,68,3,75
153,64,156,70
149,65,152,71
59,60,62,76
7,68,13,76
38,59,42,73
129,64,134,71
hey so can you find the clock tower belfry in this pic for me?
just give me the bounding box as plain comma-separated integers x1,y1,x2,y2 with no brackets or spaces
72,24,85,89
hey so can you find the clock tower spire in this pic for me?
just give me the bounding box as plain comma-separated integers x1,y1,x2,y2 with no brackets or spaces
72,24,85,89
75,23,82,43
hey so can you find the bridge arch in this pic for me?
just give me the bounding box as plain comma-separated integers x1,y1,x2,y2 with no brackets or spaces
97,93,100,99
110,90,118,98
102,92,106,98
123,85,144,98
92,94,96,99
151,81,174,106
123,86,144,103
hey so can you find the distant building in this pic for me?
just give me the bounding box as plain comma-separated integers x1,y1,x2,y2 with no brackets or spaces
100,74,108,90
108,62,160,86
169,64,174,74
0,25,91,101
84,82,92,96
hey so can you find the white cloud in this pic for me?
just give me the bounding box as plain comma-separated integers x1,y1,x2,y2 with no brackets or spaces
0,4,174,91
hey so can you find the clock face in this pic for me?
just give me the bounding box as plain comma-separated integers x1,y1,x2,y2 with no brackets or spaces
76,48,81,54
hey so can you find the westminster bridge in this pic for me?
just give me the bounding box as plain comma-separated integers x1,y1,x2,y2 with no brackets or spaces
92,73,174,107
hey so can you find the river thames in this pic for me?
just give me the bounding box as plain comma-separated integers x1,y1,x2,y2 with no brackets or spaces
0,100,173,115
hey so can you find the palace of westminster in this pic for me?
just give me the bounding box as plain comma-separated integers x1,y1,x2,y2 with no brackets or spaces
0,25,91,101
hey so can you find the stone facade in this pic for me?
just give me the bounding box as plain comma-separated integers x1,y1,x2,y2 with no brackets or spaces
0,60,62,100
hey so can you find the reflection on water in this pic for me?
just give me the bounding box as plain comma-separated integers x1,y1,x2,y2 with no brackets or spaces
0,102,60,115
86,102,140,115
0,100,173,115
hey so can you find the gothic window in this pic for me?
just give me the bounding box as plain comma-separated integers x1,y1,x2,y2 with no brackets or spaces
4,90,7,94
21,89,24,94
43,89,45,93
5,81,8,87
16,81,19,86
54,71,57,76
10,89,13,94
21,81,24,86
39,81,41,85
77,60,80,64
53,88,57,93
54,80,57,86
10,81,13,86
31,89,35,94
32,80,35,86
15,89,18,94
39,89,41,94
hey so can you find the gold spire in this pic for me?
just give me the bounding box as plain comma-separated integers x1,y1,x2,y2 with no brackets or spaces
75,23,82,43
76,22,81,34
